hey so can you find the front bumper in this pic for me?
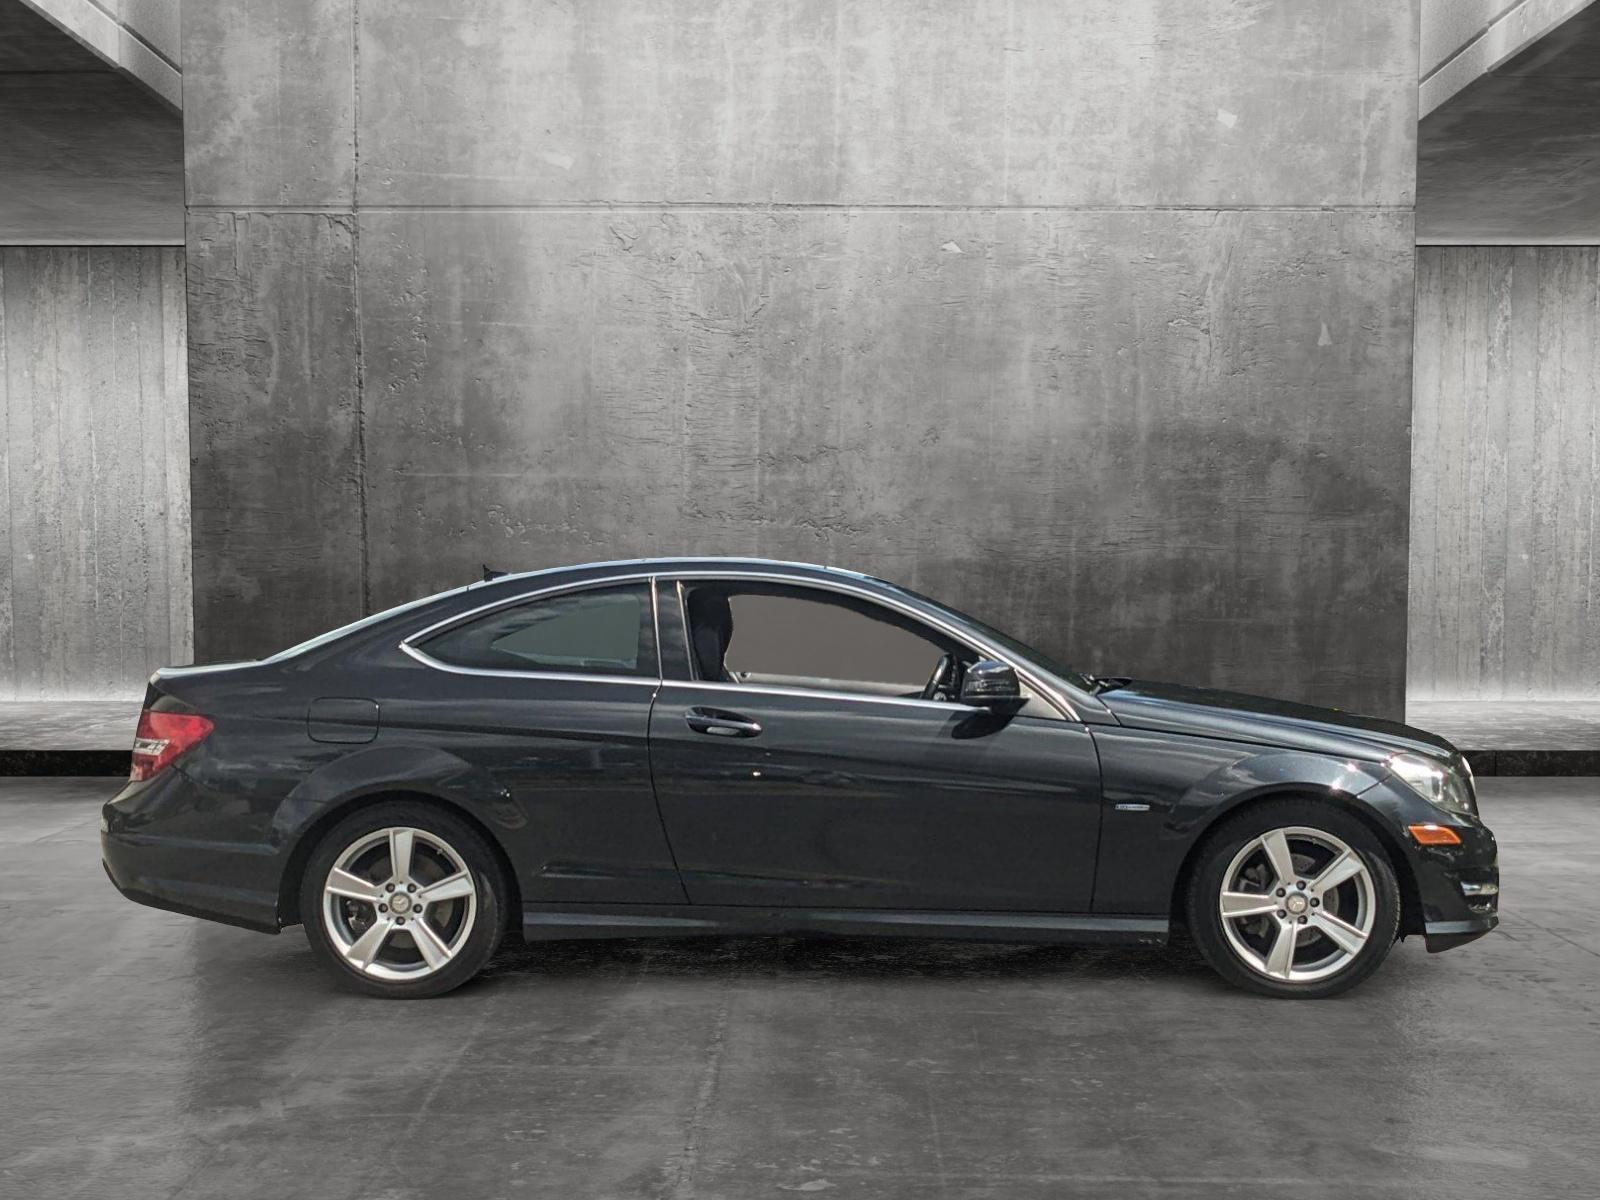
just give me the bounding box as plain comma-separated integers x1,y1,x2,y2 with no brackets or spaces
1359,779,1500,953
101,769,283,934
1410,820,1499,952
1423,915,1497,953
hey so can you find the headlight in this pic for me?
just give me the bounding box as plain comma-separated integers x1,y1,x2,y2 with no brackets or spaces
1387,753,1477,816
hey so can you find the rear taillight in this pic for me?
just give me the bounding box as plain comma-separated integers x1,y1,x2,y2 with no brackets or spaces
130,709,214,782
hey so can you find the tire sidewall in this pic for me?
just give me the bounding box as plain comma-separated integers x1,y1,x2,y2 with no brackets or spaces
1188,800,1401,999
299,801,506,999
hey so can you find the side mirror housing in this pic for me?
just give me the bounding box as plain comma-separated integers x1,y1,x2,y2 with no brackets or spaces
960,660,1022,707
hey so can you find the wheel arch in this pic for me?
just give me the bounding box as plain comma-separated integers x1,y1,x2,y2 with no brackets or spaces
277,788,524,930
1167,786,1423,938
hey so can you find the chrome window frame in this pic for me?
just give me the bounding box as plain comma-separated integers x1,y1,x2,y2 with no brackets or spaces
397,567,1079,721
661,570,1078,721
399,574,664,686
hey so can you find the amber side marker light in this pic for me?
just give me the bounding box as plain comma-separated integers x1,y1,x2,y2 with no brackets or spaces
1408,823,1463,846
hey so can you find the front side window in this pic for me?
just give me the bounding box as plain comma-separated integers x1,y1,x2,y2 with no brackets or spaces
418,584,655,677
682,582,965,699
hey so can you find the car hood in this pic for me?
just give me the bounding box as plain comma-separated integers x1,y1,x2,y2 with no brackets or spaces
1095,679,1458,763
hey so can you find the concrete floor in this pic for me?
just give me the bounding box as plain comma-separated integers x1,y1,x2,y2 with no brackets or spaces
1407,700,1600,751
0,701,142,750
2,779,1597,1199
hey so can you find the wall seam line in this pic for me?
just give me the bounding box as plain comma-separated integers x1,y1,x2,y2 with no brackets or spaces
183,204,1417,217
350,0,370,617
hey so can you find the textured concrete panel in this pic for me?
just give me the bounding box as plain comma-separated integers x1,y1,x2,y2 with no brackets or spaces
182,0,353,206
359,208,1414,716
187,0,1419,717
357,0,1417,209
186,213,363,660
1410,246,1600,700
0,247,190,699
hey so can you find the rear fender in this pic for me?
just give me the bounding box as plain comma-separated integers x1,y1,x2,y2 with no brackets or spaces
272,743,523,927
274,743,519,848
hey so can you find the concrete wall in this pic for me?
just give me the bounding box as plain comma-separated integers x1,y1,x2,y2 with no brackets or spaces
0,246,191,699
186,0,1419,717
1411,246,1600,700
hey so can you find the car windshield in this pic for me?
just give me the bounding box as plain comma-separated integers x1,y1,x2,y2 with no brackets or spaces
873,579,1095,693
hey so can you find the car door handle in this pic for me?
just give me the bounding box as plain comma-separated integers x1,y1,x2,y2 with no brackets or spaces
684,708,762,738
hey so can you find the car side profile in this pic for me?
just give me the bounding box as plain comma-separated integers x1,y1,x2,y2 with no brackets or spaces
102,558,1499,999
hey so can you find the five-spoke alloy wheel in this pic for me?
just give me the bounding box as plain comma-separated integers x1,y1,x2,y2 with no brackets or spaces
1189,801,1401,998
300,802,505,998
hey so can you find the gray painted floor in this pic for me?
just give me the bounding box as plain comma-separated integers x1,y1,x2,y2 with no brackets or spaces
5,698,1600,752
2,778,1597,1198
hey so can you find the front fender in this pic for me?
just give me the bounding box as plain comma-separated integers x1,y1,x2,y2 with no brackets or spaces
1167,749,1386,840
1090,724,1387,914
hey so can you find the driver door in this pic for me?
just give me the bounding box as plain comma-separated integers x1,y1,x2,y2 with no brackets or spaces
646,578,1104,912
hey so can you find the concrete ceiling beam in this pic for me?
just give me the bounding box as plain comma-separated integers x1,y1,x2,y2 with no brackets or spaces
15,0,179,110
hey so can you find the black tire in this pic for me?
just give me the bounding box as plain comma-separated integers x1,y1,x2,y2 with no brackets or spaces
1186,799,1401,999
299,800,507,998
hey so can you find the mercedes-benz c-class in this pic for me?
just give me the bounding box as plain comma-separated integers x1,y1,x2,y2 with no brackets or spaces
102,558,1498,998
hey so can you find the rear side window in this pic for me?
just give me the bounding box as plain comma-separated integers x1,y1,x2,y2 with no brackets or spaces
417,584,655,677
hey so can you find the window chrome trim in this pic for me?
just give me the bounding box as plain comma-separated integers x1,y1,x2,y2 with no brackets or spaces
400,573,664,684
397,566,1078,719
399,641,662,686
665,570,1079,721
675,580,691,667
648,575,663,677
660,677,986,715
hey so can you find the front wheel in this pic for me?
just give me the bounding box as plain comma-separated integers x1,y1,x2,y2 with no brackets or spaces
1187,800,1401,999
299,802,506,998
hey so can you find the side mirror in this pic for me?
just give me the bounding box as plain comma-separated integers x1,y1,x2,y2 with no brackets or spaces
960,660,1022,708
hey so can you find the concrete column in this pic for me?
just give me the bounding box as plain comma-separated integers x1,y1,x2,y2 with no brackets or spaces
0,246,191,698
186,0,1419,716
1411,246,1600,700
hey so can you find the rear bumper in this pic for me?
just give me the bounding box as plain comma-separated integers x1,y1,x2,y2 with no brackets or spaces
100,770,283,934
101,846,279,933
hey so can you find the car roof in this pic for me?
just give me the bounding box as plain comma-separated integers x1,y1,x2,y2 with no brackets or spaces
265,558,894,667
487,556,883,586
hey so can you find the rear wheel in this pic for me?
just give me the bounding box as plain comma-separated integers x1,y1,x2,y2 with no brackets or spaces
1187,800,1401,998
299,802,506,998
